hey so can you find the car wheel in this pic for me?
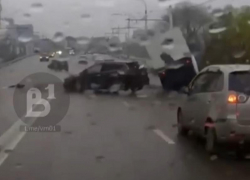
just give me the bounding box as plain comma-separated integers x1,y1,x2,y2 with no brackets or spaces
75,80,85,93
205,128,217,154
177,110,189,136
131,86,141,93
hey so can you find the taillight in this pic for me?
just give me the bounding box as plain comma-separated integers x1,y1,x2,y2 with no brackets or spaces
160,72,165,76
228,94,237,103
228,93,248,103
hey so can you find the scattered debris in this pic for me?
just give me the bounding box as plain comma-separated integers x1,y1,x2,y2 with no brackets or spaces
96,155,105,162
48,60,69,72
7,84,25,89
4,149,13,154
123,101,130,108
136,94,148,98
146,125,156,130
15,163,22,168
122,101,135,110
90,122,96,126
210,155,218,161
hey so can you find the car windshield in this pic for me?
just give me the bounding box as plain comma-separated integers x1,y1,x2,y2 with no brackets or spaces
2,0,250,179
229,71,250,95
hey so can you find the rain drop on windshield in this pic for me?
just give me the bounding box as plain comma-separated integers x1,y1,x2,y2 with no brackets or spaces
53,32,65,42
209,27,227,34
233,50,246,59
213,12,224,17
23,13,31,18
158,0,171,8
81,14,91,19
30,3,43,13
18,36,33,43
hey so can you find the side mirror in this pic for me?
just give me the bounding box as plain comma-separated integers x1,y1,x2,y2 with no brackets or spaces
180,87,189,95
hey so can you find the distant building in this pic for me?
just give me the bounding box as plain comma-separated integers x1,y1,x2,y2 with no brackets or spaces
87,37,109,53
0,20,35,61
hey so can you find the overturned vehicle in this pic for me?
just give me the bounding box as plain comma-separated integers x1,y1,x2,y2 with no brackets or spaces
63,60,149,93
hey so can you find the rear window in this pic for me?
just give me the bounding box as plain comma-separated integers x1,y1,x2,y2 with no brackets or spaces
101,63,127,72
127,62,139,70
229,71,250,95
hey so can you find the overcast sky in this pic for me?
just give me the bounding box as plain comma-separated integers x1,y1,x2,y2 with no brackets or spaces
2,0,249,39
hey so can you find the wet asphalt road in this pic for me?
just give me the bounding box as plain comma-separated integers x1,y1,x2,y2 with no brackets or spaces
0,55,250,180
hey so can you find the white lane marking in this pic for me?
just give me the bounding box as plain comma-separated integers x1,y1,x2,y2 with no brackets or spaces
0,99,49,166
153,129,175,145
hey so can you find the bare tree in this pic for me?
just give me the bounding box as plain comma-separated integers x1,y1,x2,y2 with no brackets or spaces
163,1,211,38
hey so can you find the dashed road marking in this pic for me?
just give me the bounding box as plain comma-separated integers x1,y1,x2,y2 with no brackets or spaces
0,99,50,166
153,129,175,145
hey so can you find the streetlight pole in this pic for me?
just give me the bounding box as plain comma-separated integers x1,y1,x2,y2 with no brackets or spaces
138,0,148,31
169,6,173,29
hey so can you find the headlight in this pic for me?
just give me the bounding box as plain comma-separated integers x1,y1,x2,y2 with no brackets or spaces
57,51,62,55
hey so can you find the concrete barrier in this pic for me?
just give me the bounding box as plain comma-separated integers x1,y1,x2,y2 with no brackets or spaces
0,55,35,69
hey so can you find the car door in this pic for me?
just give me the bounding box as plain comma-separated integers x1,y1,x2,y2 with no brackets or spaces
86,64,103,89
100,63,128,89
193,72,224,134
182,73,213,130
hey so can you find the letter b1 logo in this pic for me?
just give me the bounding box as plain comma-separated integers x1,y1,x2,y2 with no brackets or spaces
14,73,70,126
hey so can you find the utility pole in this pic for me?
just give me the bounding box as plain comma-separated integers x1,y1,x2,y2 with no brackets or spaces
168,6,173,29
0,0,2,28
138,0,148,30
144,6,148,31
112,24,139,58
127,18,131,40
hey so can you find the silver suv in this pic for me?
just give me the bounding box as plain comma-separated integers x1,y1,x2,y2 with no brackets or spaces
178,65,250,153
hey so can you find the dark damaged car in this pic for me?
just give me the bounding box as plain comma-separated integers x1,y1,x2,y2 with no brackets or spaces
63,61,149,93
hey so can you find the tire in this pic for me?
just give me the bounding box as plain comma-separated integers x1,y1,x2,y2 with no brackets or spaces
131,86,141,93
75,80,85,93
205,128,217,154
177,110,189,136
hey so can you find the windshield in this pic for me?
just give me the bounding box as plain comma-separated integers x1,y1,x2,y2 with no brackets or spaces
229,71,250,95
1,0,250,179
